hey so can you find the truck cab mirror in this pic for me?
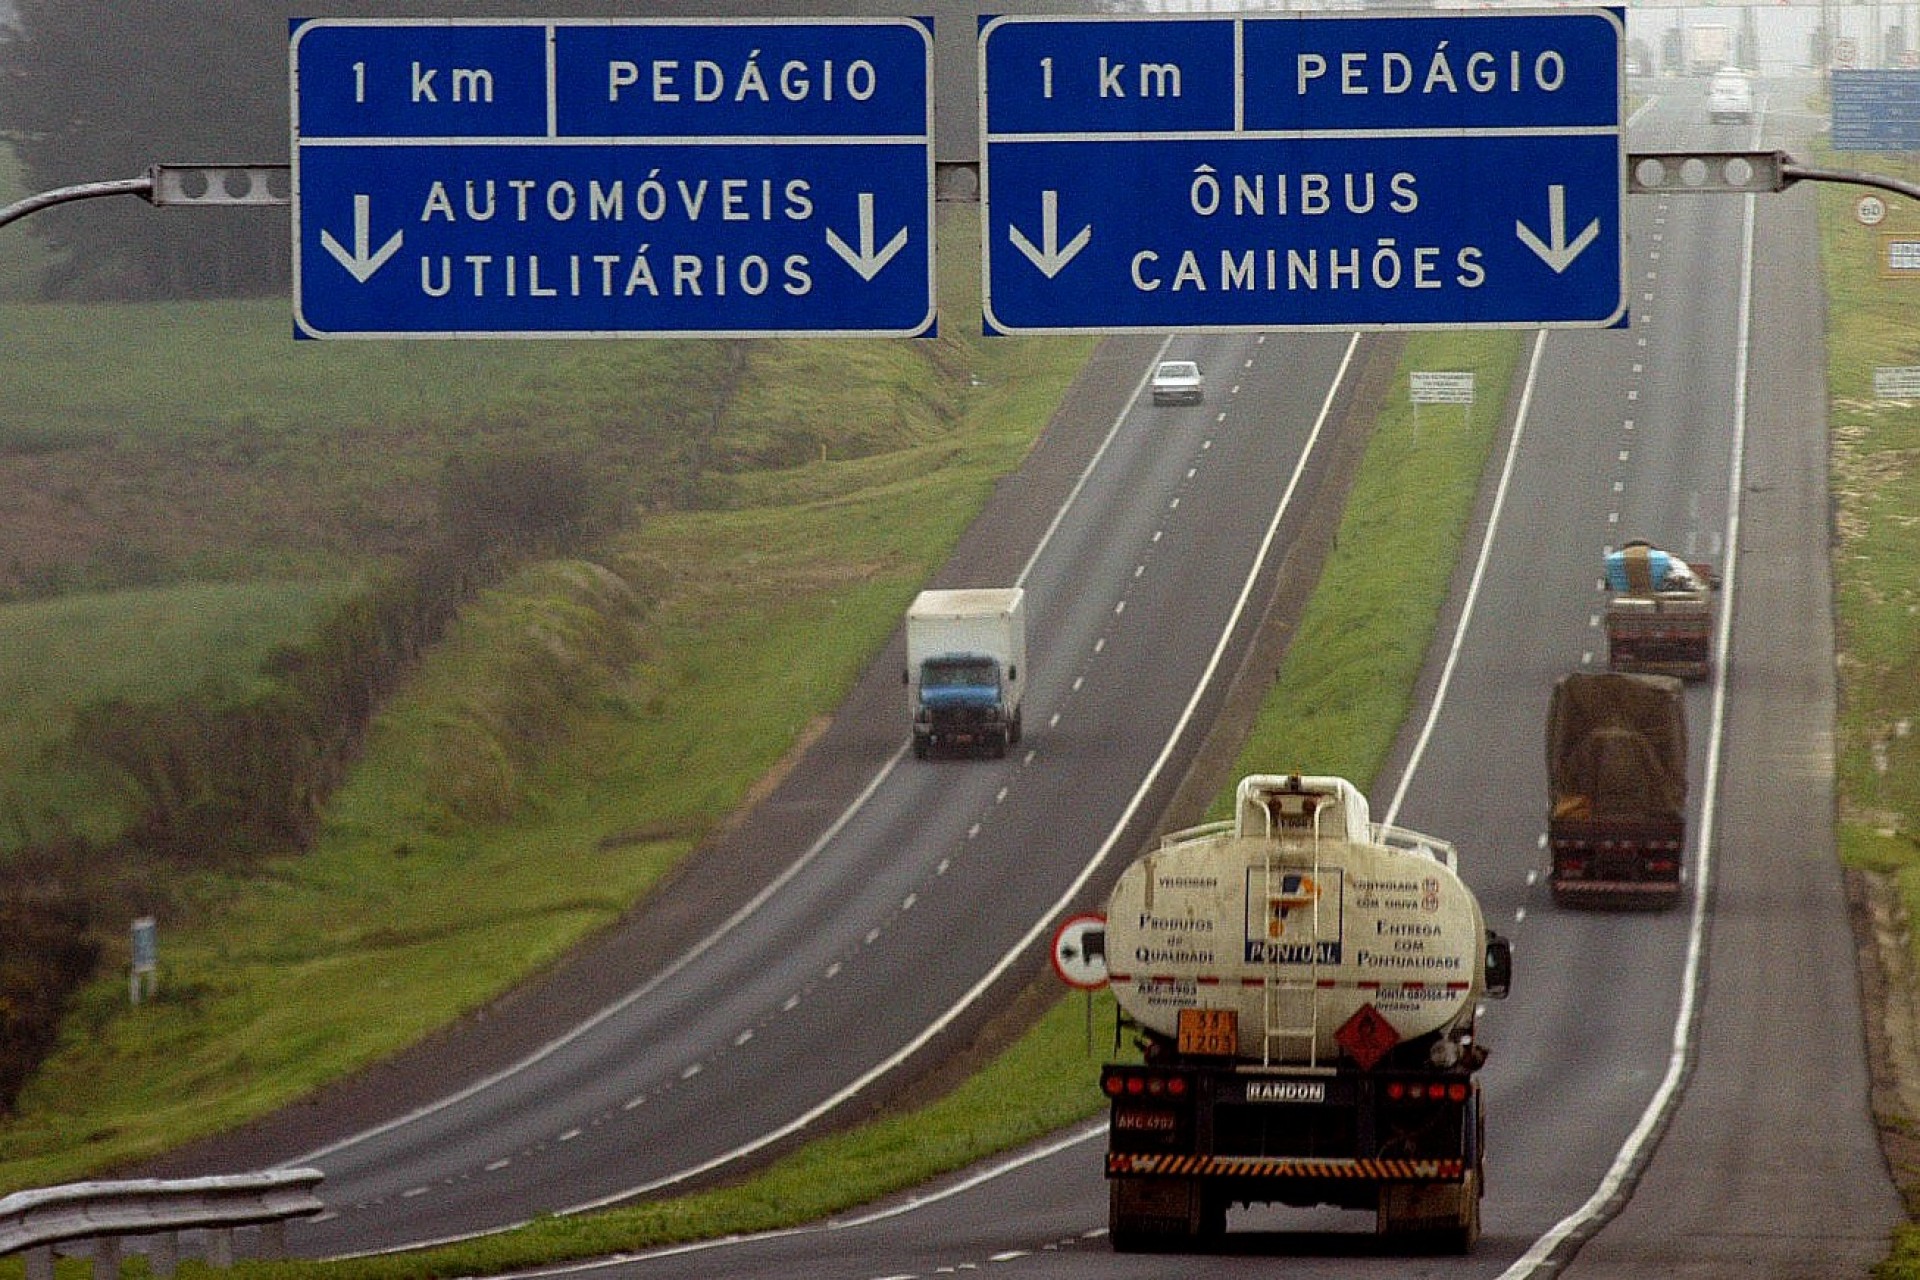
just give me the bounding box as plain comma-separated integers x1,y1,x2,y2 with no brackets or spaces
903,668,910,685
1007,663,1017,681
1484,932,1512,1000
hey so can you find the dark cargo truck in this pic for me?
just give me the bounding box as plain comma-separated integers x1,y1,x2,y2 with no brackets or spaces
1602,540,1716,680
1546,671,1689,908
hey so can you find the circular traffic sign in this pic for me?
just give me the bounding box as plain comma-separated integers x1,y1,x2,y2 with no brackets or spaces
1051,913,1109,990
1858,195,1888,227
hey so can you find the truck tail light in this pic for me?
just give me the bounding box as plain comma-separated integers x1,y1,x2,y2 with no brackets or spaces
1102,1068,1189,1099
1385,1079,1469,1103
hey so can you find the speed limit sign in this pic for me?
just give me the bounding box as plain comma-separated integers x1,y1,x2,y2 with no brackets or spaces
1859,195,1888,226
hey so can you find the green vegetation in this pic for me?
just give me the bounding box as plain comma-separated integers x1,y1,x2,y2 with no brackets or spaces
0,582,354,842
7,319,1512,1276
0,179,1521,1269
321,328,1514,1277
1819,150,1920,1277
1226,333,1516,795
0,279,1099,1190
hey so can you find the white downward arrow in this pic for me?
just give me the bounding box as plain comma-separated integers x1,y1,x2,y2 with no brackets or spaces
320,194,404,283
1515,185,1601,274
825,193,910,280
1008,191,1092,279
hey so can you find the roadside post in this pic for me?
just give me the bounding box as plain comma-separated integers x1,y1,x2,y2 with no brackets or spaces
1410,370,1476,441
130,916,157,1006
1051,913,1109,1053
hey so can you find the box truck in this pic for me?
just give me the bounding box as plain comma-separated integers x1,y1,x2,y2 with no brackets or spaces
904,588,1025,759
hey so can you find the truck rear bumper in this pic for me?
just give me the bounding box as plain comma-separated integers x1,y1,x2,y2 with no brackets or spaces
1108,1152,1466,1182
1550,877,1683,908
1606,651,1711,680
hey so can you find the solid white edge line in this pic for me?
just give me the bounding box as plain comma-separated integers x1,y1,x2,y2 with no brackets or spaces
308,328,1354,1252
289,339,1181,1173
1494,130,1754,1280
1379,328,1547,833
557,333,1362,1212
491,1127,1109,1279
1380,80,1661,835
291,742,912,1167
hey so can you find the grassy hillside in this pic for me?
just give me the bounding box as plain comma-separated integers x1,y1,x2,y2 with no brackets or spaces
0,204,1103,1187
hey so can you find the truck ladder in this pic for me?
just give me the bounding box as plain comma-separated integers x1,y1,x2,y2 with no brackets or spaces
1258,789,1328,1069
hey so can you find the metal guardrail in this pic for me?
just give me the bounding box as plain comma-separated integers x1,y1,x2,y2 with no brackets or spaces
0,1169,324,1279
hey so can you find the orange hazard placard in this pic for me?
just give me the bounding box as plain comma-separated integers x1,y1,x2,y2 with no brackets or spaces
1178,1008,1239,1057
1335,1003,1401,1071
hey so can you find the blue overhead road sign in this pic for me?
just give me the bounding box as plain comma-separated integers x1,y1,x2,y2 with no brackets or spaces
979,11,1626,334
292,18,934,338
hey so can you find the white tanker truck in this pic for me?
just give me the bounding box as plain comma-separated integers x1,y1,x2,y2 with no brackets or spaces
1099,774,1511,1252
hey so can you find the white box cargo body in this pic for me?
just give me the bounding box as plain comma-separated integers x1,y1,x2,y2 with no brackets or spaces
904,588,1026,757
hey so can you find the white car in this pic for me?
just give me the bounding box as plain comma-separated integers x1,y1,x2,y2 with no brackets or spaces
1150,359,1204,406
1707,68,1754,124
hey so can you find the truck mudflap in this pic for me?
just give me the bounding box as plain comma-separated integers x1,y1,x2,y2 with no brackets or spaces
1107,1154,1482,1253
1109,1153,1467,1181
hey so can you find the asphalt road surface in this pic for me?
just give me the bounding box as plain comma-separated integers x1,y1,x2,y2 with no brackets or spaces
439,70,1903,1280
149,314,1402,1255
143,33,1903,1279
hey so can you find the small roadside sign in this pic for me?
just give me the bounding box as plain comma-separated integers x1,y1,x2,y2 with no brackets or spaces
1875,366,1920,398
130,916,157,1005
1051,913,1109,990
1883,233,1920,279
1410,371,1476,405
